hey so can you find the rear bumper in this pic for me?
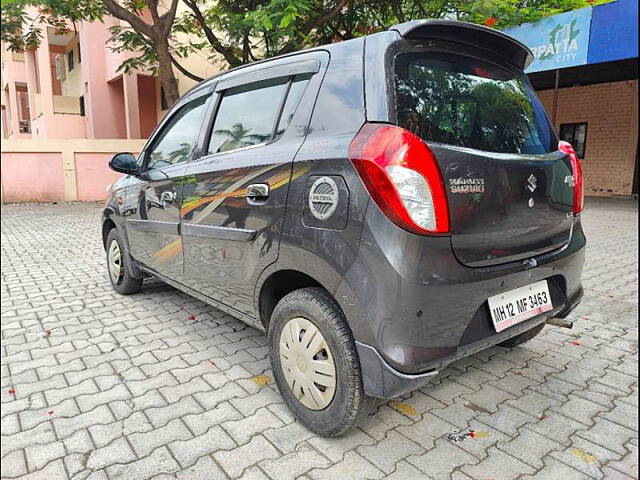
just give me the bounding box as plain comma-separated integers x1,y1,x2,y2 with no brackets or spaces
336,206,586,398
356,295,581,398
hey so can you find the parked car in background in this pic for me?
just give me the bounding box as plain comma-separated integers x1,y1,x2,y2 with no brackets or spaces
102,19,585,436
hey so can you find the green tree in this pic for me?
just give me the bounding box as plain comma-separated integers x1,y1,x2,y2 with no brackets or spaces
1,0,592,108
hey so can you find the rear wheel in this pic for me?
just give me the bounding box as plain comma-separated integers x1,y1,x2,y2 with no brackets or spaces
106,228,143,295
269,288,372,436
498,322,545,348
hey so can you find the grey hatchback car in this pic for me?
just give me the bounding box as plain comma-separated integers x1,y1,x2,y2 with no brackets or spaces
102,19,585,436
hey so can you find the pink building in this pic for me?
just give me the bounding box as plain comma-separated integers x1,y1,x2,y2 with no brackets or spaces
1,18,181,140
1,14,218,203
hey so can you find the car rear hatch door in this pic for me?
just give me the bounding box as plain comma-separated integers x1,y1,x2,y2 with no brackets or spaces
431,144,574,266
393,46,575,267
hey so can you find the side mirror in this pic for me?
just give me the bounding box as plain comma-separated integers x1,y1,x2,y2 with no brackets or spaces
109,152,139,175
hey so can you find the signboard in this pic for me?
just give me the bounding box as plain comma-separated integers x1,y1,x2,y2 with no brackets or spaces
504,7,593,73
588,0,638,64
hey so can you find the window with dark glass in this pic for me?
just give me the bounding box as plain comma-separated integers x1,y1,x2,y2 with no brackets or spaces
146,94,210,171
559,123,588,158
394,52,557,154
208,78,289,155
67,50,74,71
275,74,310,137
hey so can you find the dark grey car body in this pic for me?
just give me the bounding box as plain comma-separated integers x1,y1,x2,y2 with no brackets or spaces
103,20,585,399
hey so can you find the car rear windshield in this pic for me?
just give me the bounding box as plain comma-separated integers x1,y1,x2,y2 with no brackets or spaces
394,52,557,154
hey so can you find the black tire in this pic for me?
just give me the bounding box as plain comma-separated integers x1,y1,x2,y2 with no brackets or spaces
268,287,373,436
105,228,143,295
498,322,545,348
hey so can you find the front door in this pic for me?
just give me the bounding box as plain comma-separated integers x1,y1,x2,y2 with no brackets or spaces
125,90,212,279
181,54,327,317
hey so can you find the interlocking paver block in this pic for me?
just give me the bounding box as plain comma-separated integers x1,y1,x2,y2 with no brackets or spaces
259,441,330,480
24,439,65,471
500,427,563,469
53,404,115,439
107,445,181,479
407,438,478,480
145,394,203,428
477,403,538,436
182,400,242,435
551,395,610,426
1,194,637,480
308,428,376,462
462,446,536,479
214,435,280,479
1,449,28,477
168,424,236,467
174,455,228,480
307,450,385,480
129,417,192,457
222,406,284,445
575,416,637,455
358,430,425,474
606,442,639,479
0,422,56,458
158,376,212,404
263,420,318,454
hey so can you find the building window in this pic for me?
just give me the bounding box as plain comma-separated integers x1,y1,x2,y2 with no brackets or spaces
77,46,81,64
79,96,85,116
68,49,74,71
559,122,588,159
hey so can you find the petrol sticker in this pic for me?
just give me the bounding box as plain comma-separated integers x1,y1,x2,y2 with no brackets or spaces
309,176,339,220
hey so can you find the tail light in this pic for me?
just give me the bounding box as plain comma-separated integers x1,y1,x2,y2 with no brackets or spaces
559,140,584,215
348,123,449,234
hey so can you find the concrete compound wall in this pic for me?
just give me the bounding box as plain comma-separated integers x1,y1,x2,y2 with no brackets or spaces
1,139,146,203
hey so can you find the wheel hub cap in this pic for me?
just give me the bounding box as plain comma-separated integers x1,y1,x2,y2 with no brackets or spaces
108,240,123,284
279,317,336,410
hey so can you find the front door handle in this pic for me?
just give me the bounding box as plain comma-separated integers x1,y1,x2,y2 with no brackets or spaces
246,183,269,205
160,191,176,204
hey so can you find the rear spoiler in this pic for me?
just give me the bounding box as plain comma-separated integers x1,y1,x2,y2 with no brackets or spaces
389,19,533,70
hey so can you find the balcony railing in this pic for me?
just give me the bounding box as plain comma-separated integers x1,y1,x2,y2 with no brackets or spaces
53,95,81,115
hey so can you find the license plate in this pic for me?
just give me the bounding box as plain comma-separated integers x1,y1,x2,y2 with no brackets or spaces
488,280,552,332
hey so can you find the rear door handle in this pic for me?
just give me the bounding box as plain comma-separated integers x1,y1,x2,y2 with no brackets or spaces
246,183,269,205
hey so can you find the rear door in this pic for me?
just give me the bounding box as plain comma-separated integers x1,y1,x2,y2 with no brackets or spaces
393,50,574,267
181,53,328,316
125,88,212,279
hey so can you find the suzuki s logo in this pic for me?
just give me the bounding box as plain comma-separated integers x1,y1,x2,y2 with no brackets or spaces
309,176,339,220
526,174,538,193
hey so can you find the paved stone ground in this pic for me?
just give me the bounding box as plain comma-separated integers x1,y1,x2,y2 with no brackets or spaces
1,198,637,480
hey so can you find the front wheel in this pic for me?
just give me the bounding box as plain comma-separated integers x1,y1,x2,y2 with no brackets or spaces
105,228,143,295
268,288,373,437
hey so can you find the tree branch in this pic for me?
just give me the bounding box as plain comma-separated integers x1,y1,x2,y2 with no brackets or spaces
144,0,160,25
181,0,242,67
169,52,204,82
160,0,180,35
277,0,352,55
102,0,155,39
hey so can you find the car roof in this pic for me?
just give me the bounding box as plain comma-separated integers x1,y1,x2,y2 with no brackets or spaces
185,19,532,98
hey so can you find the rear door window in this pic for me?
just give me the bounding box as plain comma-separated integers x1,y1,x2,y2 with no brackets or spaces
275,74,311,137
207,74,311,155
394,52,557,154
208,78,288,155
